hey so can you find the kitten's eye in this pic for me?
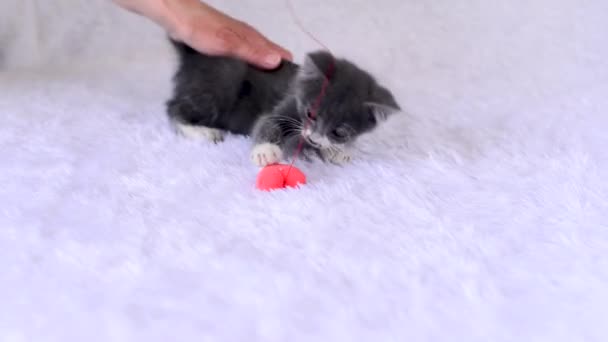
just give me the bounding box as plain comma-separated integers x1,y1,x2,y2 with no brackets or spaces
368,109,377,125
331,126,348,139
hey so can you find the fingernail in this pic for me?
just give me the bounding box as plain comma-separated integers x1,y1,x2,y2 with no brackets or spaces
264,54,281,66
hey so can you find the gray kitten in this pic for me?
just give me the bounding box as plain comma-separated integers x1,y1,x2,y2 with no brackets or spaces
166,39,400,167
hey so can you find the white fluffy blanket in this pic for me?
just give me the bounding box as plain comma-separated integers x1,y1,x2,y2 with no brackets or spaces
1,0,607,341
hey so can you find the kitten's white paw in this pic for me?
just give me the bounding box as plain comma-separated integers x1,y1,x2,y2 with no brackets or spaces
251,143,283,167
322,148,352,165
175,122,224,143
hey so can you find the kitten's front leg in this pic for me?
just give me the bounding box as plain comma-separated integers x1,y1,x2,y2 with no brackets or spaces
250,115,285,167
320,146,352,165
251,143,283,167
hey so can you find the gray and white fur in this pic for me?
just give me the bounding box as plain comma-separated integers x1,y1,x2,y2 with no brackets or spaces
166,39,400,167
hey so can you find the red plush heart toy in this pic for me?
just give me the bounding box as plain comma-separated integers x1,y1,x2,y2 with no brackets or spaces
255,164,307,191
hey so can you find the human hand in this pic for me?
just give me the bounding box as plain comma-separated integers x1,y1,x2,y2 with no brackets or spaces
113,0,293,69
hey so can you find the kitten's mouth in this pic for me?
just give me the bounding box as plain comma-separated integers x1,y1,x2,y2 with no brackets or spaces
302,135,322,148
305,138,321,148
301,130,319,147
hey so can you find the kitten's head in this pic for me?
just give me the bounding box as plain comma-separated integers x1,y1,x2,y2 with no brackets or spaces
292,50,400,149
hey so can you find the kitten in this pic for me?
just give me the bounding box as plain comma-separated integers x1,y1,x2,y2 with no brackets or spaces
166,39,400,167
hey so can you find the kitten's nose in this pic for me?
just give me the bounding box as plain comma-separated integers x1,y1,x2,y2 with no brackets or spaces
303,128,312,137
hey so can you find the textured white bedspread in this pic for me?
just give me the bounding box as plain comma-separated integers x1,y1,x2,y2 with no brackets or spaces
1,0,607,341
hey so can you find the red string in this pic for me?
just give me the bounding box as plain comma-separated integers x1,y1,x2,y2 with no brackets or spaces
285,0,332,52
282,0,336,185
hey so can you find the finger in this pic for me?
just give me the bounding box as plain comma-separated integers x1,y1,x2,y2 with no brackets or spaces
191,20,289,69
252,32,293,62
226,28,284,69
264,40,293,62
212,26,246,55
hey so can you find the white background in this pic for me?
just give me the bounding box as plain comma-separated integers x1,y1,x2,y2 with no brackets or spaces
1,0,607,341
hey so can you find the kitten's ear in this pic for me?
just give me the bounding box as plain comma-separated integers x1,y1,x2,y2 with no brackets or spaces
298,51,335,81
366,85,401,122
